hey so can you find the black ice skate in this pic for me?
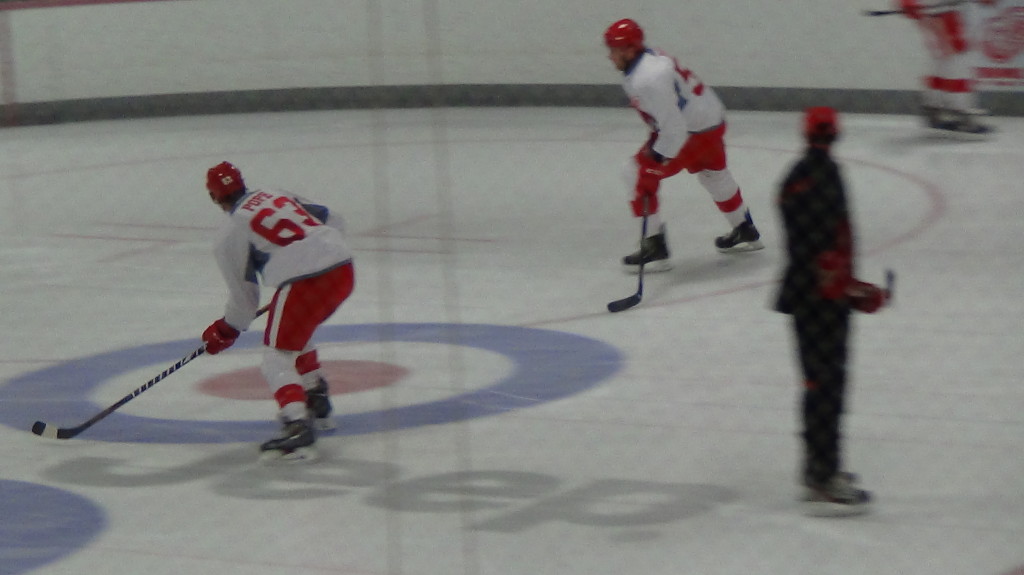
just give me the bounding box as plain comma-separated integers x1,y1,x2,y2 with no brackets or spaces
715,213,764,253
921,105,946,130
928,109,992,139
622,225,671,272
801,472,871,517
259,418,317,463
306,377,336,432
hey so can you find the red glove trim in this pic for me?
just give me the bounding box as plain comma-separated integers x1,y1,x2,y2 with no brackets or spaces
635,150,668,179
631,150,667,216
817,251,852,300
202,318,240,355
846,280,886,313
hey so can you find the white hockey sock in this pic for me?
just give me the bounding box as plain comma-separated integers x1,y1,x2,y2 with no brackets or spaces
645,212,665,238
295,348,323,390
699,170,748,228
279,399,308,422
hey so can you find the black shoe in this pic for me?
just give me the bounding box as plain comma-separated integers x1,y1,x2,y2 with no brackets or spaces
803,470,859,488
715,213,764,253
306,377,335,431
622,225,671,272
259,418,316,462
801,473,871,517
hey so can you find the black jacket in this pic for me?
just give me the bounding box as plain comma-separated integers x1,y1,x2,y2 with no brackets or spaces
775,146,852,315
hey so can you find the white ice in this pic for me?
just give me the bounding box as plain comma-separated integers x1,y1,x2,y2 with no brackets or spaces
0,108,1022,575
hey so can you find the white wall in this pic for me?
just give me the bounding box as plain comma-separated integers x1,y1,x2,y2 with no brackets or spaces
2,0,929,104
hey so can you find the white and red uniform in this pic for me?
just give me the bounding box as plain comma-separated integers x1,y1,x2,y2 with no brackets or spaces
899,0,983,113
624,48,725,158
214,187,354,420
622,48,751,232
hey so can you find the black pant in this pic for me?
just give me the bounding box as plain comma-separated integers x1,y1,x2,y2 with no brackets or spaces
792,301,850,484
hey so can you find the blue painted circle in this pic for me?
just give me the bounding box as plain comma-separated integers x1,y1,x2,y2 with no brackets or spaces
0,480,106,574
0,323,622,443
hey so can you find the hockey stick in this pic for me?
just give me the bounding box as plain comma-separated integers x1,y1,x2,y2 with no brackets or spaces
863,0,968,16
607,209,649,313
31,306,270,440
31,345,208,439
885,268,896,304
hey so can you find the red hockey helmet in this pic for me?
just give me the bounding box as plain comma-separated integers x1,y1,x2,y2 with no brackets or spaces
803,106,840,141
206,161,245,203
604,19,644,50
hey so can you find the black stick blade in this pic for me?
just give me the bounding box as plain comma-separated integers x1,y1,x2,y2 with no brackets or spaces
607,294,641,313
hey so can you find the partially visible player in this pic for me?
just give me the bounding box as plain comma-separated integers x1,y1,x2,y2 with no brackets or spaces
201,161,355,462
604,18,763,272
897,0,995,135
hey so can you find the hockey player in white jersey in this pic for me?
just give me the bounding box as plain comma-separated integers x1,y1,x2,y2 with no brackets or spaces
604,18,763,272
896,0,994,135
201,161,355,462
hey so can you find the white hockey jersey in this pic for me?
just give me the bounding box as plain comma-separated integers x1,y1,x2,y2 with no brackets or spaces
213,188,353,331
622,48,726,159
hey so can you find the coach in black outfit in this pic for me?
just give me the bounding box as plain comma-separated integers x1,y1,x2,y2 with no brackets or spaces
775,106,888,517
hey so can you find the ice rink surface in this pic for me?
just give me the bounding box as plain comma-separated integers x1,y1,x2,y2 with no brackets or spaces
0,107,1021,575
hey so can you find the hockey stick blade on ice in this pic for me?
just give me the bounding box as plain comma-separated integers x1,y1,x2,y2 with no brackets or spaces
607,292,642,313
31,306,269,440
608,211,649,313
31,345,207,439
